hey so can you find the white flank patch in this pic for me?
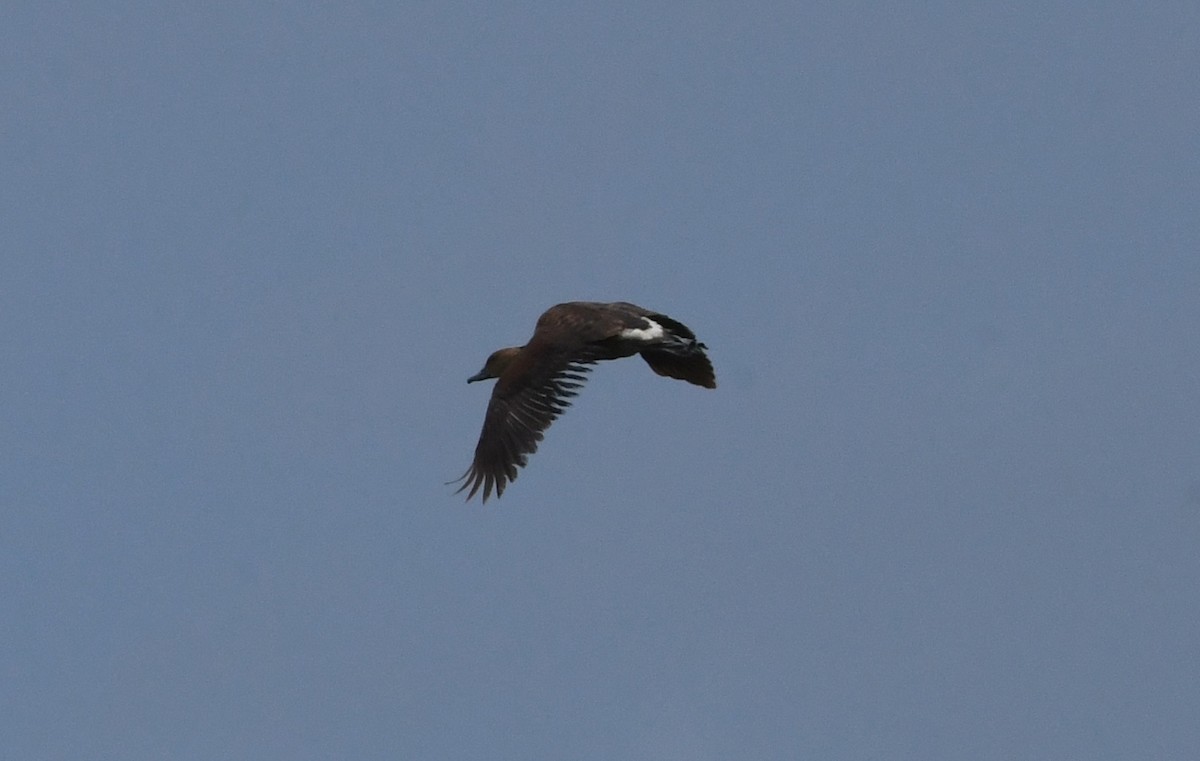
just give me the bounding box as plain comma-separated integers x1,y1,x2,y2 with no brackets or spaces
619,318,665,342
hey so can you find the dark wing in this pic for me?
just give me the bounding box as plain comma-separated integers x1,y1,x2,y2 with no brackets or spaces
640,345,716,388
452,347,595,502
606,302,716,388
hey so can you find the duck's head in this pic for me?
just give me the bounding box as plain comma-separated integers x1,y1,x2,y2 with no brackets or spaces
467,346,524,383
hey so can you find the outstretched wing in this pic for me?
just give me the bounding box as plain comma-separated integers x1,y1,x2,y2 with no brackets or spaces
452,348,595,502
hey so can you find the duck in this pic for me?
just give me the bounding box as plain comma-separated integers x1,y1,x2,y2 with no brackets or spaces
452,301,716,502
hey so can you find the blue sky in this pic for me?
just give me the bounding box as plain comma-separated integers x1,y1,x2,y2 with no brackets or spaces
4,3,1199,759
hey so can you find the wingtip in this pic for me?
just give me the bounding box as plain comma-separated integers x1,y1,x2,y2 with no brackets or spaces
448,466,505,504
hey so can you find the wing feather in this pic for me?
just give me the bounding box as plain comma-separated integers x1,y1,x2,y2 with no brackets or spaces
452,352,596,502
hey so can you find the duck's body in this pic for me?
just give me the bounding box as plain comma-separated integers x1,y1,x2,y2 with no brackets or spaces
454,301,715,502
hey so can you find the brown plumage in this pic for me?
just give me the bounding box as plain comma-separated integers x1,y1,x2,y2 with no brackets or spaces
452,301,716,502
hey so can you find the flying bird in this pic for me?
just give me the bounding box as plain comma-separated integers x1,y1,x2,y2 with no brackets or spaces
452,301,716,502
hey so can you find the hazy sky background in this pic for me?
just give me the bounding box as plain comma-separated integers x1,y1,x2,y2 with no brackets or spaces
4,3,1199,759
